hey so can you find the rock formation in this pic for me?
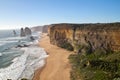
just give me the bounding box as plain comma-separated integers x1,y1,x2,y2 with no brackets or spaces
48,23,120,54
25,27,32,36
31,26,43,32
31,25,48,33
13,30,16,36
20,27,32,37
20,28,25,37
42,25,48,33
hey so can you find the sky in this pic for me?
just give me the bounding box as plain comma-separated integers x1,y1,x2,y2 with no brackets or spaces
0,0,120,30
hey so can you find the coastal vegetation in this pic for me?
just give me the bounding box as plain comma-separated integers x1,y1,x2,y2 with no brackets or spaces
69,51,120,80
60,41,74,51
48,23,120,80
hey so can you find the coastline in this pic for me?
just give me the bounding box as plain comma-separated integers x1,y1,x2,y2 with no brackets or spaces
33,33,73,80
32,63,46,80
32,33,48,80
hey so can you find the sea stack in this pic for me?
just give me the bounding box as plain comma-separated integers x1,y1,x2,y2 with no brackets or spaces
20,28,25,37
13,30,16,36
20,27,32,37
25,27,32,36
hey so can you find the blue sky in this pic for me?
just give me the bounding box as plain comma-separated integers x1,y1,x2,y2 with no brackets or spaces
0,0,120,29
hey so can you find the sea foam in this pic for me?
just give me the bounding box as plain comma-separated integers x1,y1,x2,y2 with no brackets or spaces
19,47,48,80
0,50,27,80
0,45,48,80
0,32,48,80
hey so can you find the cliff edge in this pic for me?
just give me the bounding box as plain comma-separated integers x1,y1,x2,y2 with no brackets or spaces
49,23,120,54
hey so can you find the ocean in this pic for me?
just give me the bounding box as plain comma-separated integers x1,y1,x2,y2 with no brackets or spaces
0,30,48,80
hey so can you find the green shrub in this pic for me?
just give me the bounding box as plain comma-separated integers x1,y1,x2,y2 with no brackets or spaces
69,52,120,80
92,70,108,80
60,42,74,51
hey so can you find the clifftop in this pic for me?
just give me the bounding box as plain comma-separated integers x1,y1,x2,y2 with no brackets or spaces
50,23,120,30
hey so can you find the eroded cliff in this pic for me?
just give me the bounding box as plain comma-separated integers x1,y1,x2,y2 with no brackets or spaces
49,23,120,54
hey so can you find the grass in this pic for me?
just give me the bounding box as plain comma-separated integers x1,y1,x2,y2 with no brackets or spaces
69,51,120,80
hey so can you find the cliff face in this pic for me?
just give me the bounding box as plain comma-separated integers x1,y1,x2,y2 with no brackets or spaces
31,25,48,33
42,25,48,33
49,23,120,54
31,26,43,32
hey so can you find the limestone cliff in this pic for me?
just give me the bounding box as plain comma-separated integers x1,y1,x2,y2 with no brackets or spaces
49,23,120,54
31,25,48,33
31,26,43,32
42,25,48,33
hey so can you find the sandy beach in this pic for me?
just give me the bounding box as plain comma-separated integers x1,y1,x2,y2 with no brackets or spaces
33,34,73,80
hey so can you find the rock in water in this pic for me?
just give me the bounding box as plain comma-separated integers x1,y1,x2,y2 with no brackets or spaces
20,28,25,37
25,27,32,36
13,30,16,36
30,36,35,41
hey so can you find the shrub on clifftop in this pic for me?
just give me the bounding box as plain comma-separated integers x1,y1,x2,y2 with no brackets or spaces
69,52,120,80
60,42,74,51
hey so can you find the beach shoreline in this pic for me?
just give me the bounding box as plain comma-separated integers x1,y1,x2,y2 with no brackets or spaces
32,62,46,80
32,34,48,80
33,33,73,80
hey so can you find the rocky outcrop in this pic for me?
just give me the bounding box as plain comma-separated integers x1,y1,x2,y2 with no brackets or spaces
20,28,25,37
31,26,43,32
20,27,32,37
42,25,48,33
49,23,120,54
13,30,16,36
25,27,32,35
31,25,48,33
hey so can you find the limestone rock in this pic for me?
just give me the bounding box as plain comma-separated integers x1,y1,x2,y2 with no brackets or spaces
20,27,32,37
20,28,25,37
48,23,120,54
42,25,48,33
25,27,32,36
